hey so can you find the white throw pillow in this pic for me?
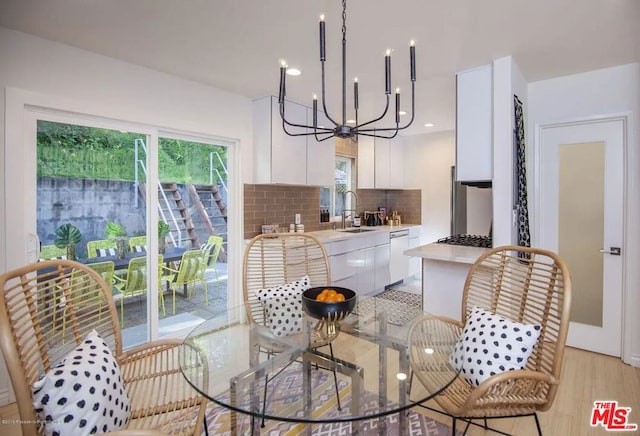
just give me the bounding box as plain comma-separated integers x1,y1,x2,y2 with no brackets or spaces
449,307,541,386
32,329,131,435
254,276,310,337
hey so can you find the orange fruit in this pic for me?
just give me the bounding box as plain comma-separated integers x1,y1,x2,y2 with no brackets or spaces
336,293,345,302
316,293,327,302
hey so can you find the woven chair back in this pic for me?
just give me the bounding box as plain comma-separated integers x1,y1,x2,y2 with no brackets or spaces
243,233,330,326
460,245,572,405
0,260,122,435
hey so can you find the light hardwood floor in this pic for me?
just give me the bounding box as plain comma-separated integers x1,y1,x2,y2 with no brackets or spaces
1,346,638,435
411,347,640,435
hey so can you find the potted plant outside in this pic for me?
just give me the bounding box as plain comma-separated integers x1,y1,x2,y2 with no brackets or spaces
54,223,82,261
105,221,127,259
158,221,170,254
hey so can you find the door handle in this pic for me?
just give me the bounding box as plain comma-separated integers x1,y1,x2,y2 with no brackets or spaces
600,247,621,256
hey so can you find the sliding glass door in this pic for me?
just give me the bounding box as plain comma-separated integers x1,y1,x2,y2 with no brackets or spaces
20,109,230,347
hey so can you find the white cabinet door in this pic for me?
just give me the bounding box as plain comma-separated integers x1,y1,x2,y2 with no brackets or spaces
357,136,375,189
409,236,420,277
357,247,375,295
254,96,334,186
271,97,307,184
456,64,493,182
374,243,390,290
387,137,403,188
374,137,391,188
306,108,335,186
372,136,404,189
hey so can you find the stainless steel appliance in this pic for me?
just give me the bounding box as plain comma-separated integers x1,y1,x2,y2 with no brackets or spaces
450,166,493,243
389,229,410,284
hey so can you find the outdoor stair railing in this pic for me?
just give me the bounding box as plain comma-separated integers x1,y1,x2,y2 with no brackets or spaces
134,138,183,247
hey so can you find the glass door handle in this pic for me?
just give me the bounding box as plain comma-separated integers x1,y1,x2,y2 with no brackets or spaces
599,247,621,256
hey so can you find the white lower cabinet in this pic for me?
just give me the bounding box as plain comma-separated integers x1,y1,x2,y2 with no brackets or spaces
408,227,421,277
325,232,390,296
374,243,390,291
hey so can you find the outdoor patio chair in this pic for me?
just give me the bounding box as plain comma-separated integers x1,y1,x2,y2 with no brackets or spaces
408,245,572,436
243,233,342,427
87,238,118,258
0,259,208,436
63,260,116,332
39,244,67,260
113,255,166,326
128,235,147,253
201,235,223,281
163,249,208,314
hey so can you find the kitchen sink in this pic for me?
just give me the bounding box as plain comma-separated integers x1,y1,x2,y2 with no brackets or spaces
340,228,375,234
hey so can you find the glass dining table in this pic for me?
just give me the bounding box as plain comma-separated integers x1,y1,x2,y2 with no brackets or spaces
179,294,460,435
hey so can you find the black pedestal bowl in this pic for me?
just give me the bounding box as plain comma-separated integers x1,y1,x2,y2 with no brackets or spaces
302,287,356,336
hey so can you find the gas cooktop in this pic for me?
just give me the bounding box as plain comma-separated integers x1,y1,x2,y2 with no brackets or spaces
436,234,492,248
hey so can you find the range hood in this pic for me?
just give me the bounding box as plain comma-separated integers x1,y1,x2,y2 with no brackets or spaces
460,180,492,189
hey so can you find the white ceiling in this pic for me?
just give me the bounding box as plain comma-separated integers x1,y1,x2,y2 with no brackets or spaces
1,0,639,136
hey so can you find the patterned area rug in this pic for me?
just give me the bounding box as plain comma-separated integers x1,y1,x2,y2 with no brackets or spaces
203,369,454,435
354,289,422,326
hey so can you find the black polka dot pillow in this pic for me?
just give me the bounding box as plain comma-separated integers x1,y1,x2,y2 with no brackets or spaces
254,276,310,337
449,307,542,386
32,329,131,435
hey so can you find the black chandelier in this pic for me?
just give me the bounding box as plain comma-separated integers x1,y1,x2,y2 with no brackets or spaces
278,0,416,141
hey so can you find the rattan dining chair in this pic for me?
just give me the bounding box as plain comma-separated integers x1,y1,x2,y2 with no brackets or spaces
0,259,208,436
408,245,572,436
243,233,342,427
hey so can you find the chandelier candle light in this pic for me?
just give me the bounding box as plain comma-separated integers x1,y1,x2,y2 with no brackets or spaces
278,0,416,141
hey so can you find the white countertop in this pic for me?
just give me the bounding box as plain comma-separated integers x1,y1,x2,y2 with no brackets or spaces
404,242,489,264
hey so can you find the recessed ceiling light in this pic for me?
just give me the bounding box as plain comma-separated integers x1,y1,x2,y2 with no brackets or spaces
399,110,407,116
424,122,435,127
286,67,301,76
346,119,356,124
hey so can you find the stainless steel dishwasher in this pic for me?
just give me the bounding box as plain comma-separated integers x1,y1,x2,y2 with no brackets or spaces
389,229,409,284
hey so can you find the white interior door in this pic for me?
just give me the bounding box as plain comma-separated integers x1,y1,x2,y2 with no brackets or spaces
538,118,624,356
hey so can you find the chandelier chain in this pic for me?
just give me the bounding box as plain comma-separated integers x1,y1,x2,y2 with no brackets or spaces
342,0,347,44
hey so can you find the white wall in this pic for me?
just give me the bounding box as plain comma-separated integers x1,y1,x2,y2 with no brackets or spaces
528,63,640,366
0,26,254,404
403,130,455,244
492,56,528,247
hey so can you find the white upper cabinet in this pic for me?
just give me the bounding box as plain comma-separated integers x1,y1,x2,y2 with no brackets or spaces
357,135,375,188
456,64,493,182
306,107,335,186
358,135,404,189
252,96,334,186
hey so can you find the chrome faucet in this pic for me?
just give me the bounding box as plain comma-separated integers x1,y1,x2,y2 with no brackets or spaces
341,190,359,229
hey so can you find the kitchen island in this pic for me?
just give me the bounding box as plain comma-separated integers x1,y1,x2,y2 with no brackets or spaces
404,243,489,321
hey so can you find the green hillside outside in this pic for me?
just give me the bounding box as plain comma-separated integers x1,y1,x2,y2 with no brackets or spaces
37,120,228,185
